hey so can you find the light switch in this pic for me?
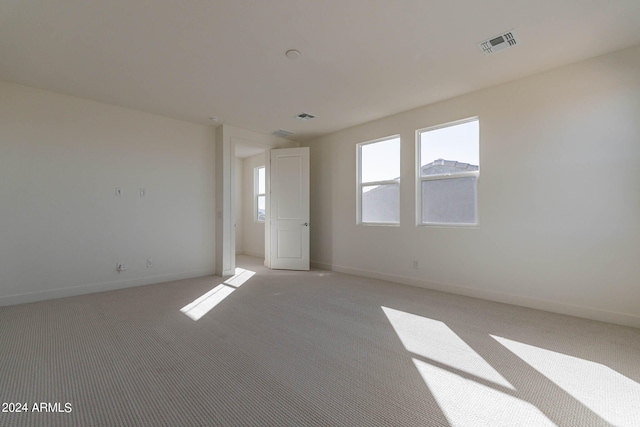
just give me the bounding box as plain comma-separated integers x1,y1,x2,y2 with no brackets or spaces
116,187,123,197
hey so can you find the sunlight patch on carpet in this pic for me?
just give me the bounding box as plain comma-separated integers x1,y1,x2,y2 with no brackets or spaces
414,359,556,427
383,306,559,426
493,335,640,427
382,306,513,389
181,268,255,321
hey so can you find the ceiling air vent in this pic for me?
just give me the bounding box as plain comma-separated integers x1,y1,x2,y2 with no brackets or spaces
272,129,295,139
478,30,519,55
295,112,315,121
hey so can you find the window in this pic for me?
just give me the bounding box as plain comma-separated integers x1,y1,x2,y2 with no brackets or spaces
255,166,266,222
417,118,479,226
357,136,401,225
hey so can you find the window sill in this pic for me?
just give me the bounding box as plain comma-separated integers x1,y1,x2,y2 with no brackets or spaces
417,222,479,228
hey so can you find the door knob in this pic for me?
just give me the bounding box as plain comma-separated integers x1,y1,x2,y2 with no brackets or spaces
303,222,309,226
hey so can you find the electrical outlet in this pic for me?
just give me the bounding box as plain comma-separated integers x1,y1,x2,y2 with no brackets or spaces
117,262,127,272
147,259,153,268
413,260,419,269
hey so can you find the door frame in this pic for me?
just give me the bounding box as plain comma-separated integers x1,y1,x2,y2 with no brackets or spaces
231,137,269,272
232,141,268,267
215,124,296,277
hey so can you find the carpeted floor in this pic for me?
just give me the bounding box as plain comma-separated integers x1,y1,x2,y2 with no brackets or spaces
1,255,639,426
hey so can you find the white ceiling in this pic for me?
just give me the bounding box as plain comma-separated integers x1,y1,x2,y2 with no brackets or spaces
2,1,640,141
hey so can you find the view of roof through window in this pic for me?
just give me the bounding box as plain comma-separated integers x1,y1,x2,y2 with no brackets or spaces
361,137,400,191
361,120,479,193
421,120,479,169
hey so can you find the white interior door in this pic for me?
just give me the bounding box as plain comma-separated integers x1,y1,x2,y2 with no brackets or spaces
269,147,310,270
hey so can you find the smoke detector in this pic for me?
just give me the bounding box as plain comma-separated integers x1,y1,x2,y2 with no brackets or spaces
478,30,519,55
272,129,295,139
295,112,315,121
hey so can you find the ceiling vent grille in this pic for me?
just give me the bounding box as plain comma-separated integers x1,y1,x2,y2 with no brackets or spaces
478,30,519,55
295,112,315,121
272,129,295,138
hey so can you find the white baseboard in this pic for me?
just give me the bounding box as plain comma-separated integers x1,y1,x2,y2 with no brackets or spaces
311,261,640,329
215,267,236,277
0,268,215,308
241,250,264,259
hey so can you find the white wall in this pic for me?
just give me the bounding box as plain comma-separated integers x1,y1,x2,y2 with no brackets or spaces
235,157,244,254
303,45,640,328
242,153,266,258
0,81,215,305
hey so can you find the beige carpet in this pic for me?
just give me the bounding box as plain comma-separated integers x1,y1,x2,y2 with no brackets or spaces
1,255,639,426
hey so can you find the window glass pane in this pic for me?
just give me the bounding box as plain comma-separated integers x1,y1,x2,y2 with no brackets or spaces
361,137,400,183
258,166,265,194
422,177,477,224
257,195,266,222
362,184,399,223
420,120,479,177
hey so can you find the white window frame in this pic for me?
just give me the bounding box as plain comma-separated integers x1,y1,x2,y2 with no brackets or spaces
254,166,266,223
416,117,479,227
357,135,401,226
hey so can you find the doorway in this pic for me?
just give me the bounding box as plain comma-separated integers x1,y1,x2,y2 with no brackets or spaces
220,134,310,274
233,144,267,268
